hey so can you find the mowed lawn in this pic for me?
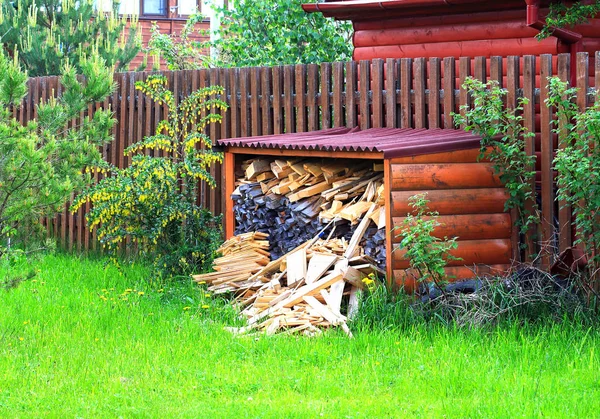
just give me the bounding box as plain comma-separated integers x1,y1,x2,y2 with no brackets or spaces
1,254,599,418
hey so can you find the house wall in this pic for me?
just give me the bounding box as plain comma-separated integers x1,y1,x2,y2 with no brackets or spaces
386,150,513,292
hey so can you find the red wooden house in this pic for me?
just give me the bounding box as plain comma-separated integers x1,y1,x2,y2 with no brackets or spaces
303,0,600,77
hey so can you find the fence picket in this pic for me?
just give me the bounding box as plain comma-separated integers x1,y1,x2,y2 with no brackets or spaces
414,58,426,129
443,57,456,128
540,54,555,266
359,60,370,129
523,55,537,259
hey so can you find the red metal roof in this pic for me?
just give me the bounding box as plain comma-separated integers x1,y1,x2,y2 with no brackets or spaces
302,0,529,19
216,127,482,159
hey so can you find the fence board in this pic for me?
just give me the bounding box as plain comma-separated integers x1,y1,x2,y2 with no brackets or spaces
360,60,370,129
385,58,398,128
261,67,273,135
372,59,384,128
284,65,294,133
414,58,426,129
333,62,344,127
400,58,412,128
540,54,555,266
443,57,456,129
523,55,537,259
250,67,261,137
458,57,471,130
307,64,319,132
429,58,441,129
295,64,307,133
346,61,358,128
320,63,332,129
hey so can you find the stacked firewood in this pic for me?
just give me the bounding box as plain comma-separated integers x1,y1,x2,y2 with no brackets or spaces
232,157,386,269
192,223,384,337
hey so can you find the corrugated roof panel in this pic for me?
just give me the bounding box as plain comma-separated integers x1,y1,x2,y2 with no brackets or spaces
216,128,481,158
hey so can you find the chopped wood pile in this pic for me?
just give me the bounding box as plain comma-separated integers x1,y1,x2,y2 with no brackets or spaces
192,223,384,337
232,157,386,269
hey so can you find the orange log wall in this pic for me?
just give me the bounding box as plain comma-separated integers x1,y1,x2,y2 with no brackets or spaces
386,150,513,292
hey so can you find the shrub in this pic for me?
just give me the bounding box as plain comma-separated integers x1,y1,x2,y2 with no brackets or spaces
0,51,115,253
396,193,460,296
546,77,600,299
454,77,539,245
73,75,227,279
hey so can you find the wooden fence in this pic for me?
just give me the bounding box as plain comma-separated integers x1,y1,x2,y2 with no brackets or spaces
20,52,600,264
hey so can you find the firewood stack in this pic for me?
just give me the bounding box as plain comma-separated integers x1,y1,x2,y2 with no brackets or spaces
232,157,386,269
193,222,384,337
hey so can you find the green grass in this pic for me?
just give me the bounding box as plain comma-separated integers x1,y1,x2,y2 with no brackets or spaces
1,254,600,418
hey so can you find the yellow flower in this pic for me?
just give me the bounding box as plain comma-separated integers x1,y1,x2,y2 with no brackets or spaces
138,291,144,296
19,337,24,341
183,306,191,311
201,305,209,309
204,293,210,298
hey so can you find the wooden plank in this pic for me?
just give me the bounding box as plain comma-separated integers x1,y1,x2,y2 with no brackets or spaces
250,67,261,137
506,56,520,262
371,58,385,128
489,56,503,88
272,66,283,135
286,247,307,286
260,66,273,136
575,52,590,251
359,60,370,129
458,56,471,130
282,272,343,308
284,65,295,133
229,67,241,138
118,71,128,169
385,58,398,128
474,56,486,82
305,253,338,284
523,54,538,259
303,296,344,325
539,54,555,266
295,64,307,133
239,67,250,137
443,57,455,129
344,203,377,258
413,57,426,129
556,53,572,255
307,64,319,132
320,62,332,129
428,57,441,129
333,62,344,128
400,58,412,128
209,69,222,216
345,61,358,128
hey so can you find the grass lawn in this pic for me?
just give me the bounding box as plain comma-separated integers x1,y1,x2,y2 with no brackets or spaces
1,254,599,418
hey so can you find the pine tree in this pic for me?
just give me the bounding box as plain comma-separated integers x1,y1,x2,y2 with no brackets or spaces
0,0,142,76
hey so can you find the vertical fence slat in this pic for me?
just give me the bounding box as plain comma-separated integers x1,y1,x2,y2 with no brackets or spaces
576,52,590,253
414,58,426,129
272,66,284,135
372,59,384,128
118,73,128,169
523,55,537,259
333,62,344,128
220,68,231,139
359,60,371,129
284,65,295,133
209,68,222,216
506,56,521,262
320,63,332,129
540,54,555,266
346,61,358,128
400,58,412,128
474,56,486,83
458,57,471,130
295,64,307,133
250,67,261,137
307,64,319,132
556,54,572,255
239,67,250,137
261,67,273,135
385,59,398,128
443,57,455,128
428,57,441,129
229,68,241,138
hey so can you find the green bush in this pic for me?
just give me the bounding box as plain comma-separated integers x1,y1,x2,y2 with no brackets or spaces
0,51,115,253
396,193,460,296
73,75,227,280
